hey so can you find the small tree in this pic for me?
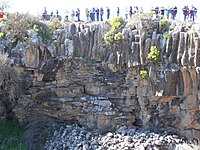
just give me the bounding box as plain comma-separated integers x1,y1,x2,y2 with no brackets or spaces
0,54,20,106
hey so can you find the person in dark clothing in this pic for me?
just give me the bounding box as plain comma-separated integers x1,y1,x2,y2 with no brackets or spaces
172,6,177,20
76,8,80,21
193,7,197,19
182,6,189,21
85,8,90,22
190,6,195,22
96,8,100,21
154,6,159,14
117,7,120,16
100,7,104,21
160,7,164,16
56,10,59,18
42,7,48,20
91,7,95,21
129,6,133,18
107,7,110,19
89,8,93,21
50,11,54,19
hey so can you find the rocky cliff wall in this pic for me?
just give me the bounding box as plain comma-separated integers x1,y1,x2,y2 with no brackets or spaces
1,19,200,141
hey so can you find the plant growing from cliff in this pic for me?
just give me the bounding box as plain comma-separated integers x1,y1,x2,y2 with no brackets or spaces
160,18,168,26
163,33,170,39
110,16,125,28
127,12,157,33
148,46,160,62
33,22,53,41
53,39,60,44
169,25,174,31
48,18,62,31
139,69,148,78
159,18,170,33
104,16,125,44
0,54,20,106
33,24,39,32
1,12,37,45
0,32,4,39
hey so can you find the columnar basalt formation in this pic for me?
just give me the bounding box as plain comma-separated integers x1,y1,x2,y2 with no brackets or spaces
1,20,200,141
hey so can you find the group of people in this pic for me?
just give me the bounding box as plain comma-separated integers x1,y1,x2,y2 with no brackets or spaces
67,7,112,22
182,5,197,21
66,6,143,22
42,7,62,21
152,6,178,20
41,5,198,23
151,5,197,21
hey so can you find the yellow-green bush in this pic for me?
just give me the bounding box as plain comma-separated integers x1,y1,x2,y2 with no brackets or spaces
148,46,160,62
159,18,169,33
110,16,124,28
0,32,4,39
104,16,125,44
163,33,170,39
114,32,122,41
160,18,168,26
139,70,148,78
48,18,62,30
104,30,115,44
33,22,52,41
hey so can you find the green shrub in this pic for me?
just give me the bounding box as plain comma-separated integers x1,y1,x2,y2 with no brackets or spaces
148,46,160,62
159,18,169,33
139,70,148,78
114,32,122,41
169,25,174,30
48,18,62,30
33,24,39,32
110,16,124,27
0,32,4,39
104,16,125,44
0,12,61,44
0,54,20,105
33,22,53,41
0,13,38,45
163,33,170,39
160,18,168,26
104,29,115,44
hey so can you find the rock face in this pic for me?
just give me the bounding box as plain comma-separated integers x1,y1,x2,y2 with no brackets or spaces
2,20,200,141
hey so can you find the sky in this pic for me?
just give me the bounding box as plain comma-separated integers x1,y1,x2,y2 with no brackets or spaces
3,0,199,21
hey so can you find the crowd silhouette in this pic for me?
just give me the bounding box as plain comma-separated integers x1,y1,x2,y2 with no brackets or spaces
41,5,198,23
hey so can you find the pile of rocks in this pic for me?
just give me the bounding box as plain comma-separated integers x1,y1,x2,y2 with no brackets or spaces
44,124,199,150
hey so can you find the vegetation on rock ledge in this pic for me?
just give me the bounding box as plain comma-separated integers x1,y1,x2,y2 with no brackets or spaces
104,16,125,44
148,46,160,62
139,69,148,78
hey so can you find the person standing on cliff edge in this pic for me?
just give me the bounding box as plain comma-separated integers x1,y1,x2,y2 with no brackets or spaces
0,10,4,18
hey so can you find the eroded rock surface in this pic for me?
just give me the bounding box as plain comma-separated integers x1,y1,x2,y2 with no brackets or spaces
0,20,199,141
